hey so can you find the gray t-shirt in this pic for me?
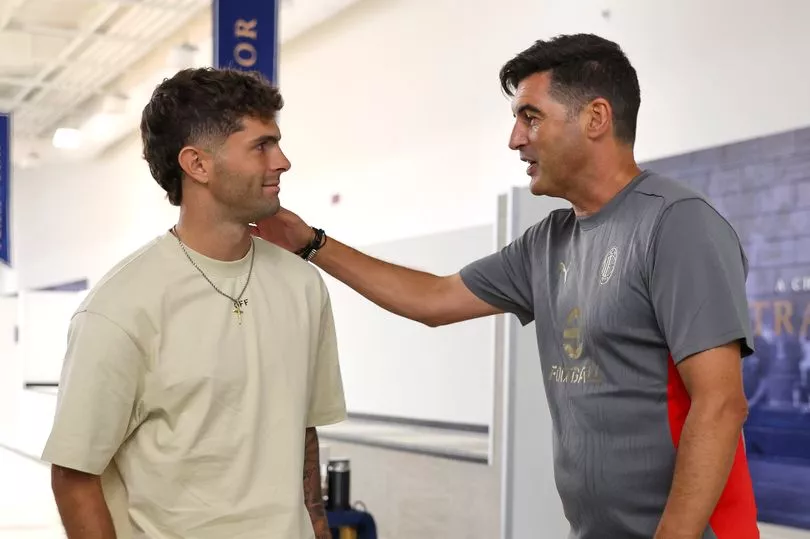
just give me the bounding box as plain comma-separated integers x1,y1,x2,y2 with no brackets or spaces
460,171,758,539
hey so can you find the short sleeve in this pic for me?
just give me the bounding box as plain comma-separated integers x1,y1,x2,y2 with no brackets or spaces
306,280,347,428
458,224,539,325
40,311,145,475
647,198,754,364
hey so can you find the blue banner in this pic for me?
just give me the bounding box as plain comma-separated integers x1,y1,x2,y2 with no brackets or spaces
212,0,279,83
0,113,10,267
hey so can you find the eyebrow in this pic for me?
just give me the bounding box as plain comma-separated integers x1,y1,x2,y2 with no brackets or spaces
514,104,544,117
249,134,280,146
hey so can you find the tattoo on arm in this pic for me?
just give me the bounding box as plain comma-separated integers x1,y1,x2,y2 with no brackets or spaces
303,427,330,539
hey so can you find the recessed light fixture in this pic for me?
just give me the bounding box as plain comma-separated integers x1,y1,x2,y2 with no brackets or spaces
52,127,82,149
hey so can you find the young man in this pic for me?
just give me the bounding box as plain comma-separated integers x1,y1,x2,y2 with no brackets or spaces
257,34,760,538
41,68,346,539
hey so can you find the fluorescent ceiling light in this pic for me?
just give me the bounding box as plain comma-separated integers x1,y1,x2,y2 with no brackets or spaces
52,127,82,149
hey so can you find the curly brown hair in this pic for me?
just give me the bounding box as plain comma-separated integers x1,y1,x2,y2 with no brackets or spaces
140,67,284,206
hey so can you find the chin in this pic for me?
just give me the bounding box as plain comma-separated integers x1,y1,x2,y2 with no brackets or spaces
529,175,564,198
529,177,550,196
248,203,280,223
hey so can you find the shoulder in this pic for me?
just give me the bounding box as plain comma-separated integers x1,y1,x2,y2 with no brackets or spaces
253,237,322,279
635,172,734,230
252,237,331,298
76,233,177,329
628,171,737,243
635,174,744,270
632,171,715,214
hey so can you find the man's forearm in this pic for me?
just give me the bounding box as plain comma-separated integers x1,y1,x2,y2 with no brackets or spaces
303,427,330,539
51,465,116,539
655,401,747,539
311,237,445,324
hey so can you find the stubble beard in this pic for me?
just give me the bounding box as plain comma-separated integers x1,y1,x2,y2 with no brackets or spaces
213,165,280,225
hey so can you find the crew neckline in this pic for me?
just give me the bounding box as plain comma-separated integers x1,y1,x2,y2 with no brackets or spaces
163,230,255,278
576,170,651,231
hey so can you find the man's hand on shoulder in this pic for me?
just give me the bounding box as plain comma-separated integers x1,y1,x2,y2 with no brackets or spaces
254,207,314,253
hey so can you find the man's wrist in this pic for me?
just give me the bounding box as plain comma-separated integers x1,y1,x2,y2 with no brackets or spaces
303,228,316,250
296,227,326,261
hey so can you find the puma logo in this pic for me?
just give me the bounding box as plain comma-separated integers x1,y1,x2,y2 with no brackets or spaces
559,262,569,284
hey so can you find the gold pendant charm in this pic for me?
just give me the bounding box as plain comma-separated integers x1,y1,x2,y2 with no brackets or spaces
233,302,244,325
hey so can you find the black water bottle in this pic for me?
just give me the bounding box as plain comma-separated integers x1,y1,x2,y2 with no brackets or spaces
327,458,351,511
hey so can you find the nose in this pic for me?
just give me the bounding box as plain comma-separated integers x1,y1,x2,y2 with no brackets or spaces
280,150,291,172
508,121,528,151
271,147,291,173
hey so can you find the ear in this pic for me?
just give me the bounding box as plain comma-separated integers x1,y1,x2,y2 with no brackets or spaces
584,98,612,140
177,145,212,185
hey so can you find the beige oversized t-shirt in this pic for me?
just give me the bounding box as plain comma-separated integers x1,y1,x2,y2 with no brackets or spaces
41,231,347,539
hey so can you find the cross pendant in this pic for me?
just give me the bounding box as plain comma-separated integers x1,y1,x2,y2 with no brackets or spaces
233,302,244,325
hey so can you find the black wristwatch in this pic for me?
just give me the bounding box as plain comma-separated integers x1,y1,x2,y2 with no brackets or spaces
296,227,327,261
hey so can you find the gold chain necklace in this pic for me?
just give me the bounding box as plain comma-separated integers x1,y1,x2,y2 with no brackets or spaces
172,226,255,324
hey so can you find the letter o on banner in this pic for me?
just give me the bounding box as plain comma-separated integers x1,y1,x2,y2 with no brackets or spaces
234,42,257,67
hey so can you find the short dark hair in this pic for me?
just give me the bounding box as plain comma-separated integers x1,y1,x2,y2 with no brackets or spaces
140,67,284,206
499,33,640,145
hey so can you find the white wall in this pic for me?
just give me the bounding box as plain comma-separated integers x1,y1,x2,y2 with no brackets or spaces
17,290,87,384
12,137,177,290
8,0,810,534
273,0,810,245
323,225,497,426
14,0,810,286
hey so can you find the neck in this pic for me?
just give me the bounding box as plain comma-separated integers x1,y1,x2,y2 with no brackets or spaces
174,205,252,261
567,149,642,217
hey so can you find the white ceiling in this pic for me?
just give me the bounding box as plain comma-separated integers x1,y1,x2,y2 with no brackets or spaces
0,0,363,168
